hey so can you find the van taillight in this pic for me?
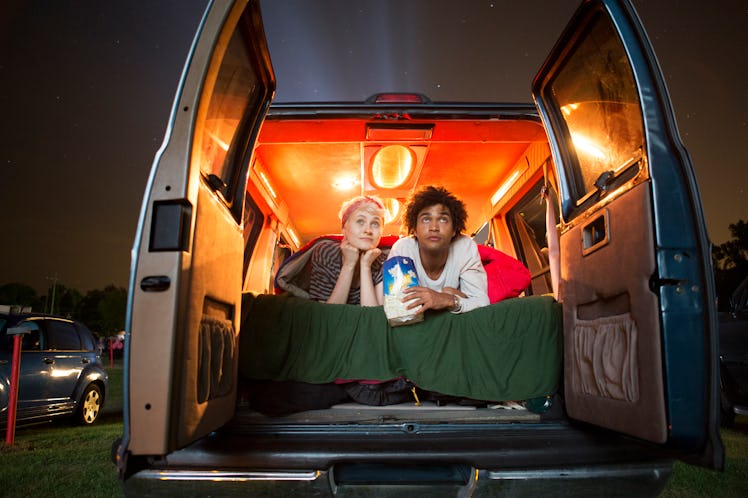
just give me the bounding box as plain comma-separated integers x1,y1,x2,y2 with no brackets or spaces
149,200,192,252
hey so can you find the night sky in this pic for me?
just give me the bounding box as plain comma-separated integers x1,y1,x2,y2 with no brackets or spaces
1,0,746,294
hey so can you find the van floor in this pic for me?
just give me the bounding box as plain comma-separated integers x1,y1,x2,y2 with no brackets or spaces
231,400,542,426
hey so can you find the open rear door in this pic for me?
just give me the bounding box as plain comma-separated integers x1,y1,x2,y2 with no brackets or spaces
533,0,723,468
124,0,274,456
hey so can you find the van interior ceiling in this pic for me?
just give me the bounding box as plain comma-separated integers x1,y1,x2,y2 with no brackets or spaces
249,116,551,254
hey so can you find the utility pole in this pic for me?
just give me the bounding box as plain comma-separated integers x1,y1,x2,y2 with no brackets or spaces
45,273,59,315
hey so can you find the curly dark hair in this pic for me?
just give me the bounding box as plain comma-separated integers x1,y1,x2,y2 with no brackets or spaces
402,186,468,237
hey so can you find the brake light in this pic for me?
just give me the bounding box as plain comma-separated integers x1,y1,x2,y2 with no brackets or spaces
369,93,430,104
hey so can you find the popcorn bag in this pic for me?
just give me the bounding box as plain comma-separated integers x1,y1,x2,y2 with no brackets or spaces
383,256,424,327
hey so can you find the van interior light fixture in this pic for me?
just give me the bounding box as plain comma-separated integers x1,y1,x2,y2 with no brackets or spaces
366,123,434,141
258,171,277,199
571,133,606,160
287,227,300,247
371,145,414,189
332,177,359,190
491,169,523,206
381,198,401,225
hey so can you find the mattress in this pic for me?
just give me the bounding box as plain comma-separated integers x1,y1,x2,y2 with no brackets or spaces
239,293,562,402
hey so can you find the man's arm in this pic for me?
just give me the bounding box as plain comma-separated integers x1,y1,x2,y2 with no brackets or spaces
454,240,490,313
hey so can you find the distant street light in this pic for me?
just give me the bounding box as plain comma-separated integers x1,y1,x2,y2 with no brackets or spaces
45,273,59,315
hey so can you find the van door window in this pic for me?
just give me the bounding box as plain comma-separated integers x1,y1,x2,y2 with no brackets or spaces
541,12,645,209
195,20,266,214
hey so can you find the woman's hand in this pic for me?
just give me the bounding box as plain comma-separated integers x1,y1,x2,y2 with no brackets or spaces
360,247,382,267
339,239,360,268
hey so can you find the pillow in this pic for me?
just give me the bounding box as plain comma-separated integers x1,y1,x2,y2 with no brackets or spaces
477,244,531,303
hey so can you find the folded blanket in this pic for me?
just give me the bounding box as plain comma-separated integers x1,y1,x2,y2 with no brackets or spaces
239,293,562,402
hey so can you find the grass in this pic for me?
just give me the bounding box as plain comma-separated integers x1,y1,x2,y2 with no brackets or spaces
1,362,747,497
661,416,748,497
0,363,123,497
0,417,123,496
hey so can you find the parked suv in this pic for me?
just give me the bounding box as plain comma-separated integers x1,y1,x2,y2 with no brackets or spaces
0,307,108,427
116,0,723,496
719,276,748,427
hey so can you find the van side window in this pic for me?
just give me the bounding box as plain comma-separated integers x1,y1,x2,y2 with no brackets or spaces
243,191,264,277
507,181,558,296
270,236,293,289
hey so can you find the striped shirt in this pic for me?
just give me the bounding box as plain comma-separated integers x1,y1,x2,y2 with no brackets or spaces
308,239,385,304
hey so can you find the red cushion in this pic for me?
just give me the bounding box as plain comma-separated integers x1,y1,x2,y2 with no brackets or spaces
477,245,531,303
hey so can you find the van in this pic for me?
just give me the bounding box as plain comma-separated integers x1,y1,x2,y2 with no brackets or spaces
115,0,724,495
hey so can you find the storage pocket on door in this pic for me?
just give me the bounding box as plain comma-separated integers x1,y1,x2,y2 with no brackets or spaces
197,315,236,403
572,313,639,402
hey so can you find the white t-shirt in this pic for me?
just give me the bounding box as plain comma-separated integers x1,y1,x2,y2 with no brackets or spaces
387,235,489,313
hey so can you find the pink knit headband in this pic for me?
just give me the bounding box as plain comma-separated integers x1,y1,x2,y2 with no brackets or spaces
340,196,385,227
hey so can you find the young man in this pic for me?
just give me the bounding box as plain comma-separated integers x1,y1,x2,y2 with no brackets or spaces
388,186,489,313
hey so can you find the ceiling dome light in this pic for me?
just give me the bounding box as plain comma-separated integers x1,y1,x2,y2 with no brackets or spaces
332,177,359,190
371,145,413,189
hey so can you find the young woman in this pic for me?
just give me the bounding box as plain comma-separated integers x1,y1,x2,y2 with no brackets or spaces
308,196,387,306
247,196,388,415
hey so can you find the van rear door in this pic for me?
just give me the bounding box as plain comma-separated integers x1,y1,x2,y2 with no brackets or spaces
532,0,723,468
124,0,274,456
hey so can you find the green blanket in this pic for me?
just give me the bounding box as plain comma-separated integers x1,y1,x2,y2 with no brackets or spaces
239,293,562,401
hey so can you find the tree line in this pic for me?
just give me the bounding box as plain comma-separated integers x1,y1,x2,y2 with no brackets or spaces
712,219,748,312
0,283,126,337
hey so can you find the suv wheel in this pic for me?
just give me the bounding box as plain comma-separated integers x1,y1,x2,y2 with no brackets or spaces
76,384,103,425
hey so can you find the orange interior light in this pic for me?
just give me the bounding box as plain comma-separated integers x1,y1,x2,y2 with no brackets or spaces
371,145,413,189
258,171,277,199
381,198,401,225
332,177,360,190
286,226,300,247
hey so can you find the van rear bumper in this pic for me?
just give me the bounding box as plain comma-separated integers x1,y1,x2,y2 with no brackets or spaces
122,462,672,497
120,422,675,496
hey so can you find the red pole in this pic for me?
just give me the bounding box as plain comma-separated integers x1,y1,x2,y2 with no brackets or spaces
109,337,114,368
5,334,23,446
